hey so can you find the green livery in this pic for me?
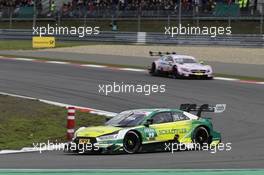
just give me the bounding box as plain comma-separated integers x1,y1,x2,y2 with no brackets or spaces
67,104,224,154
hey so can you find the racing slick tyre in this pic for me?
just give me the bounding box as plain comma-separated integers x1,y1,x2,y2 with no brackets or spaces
172,66,181,79
149,63,157,76
123,131,141,154
192,126,210,149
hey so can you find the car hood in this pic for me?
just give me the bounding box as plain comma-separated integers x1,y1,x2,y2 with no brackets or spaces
76,125,122,137
179,63,210,70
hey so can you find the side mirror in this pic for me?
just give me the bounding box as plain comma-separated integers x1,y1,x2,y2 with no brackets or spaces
199,61,204,65
105,117,111,122
144,119,153,127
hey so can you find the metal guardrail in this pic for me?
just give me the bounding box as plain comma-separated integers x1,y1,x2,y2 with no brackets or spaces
0,29,263,47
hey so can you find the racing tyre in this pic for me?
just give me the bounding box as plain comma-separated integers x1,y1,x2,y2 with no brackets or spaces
172,66,180,79
149,63,157,76
123,131,141,154
193,127,210,149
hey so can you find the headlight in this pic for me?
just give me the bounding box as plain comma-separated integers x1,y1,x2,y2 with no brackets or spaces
98,132,119,140
181,68,189,72
206,68,212,73
73,127,85,139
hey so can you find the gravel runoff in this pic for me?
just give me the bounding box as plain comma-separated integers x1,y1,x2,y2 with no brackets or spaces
42,44,264,65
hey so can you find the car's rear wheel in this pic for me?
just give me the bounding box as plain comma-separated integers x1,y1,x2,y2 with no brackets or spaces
193,127,210,147
149,63,157,76
123,131,141,154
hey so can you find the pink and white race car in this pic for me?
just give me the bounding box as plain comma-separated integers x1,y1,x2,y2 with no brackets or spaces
149,51,213,79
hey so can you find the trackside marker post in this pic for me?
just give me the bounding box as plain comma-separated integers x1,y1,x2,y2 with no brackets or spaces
67,106,75,142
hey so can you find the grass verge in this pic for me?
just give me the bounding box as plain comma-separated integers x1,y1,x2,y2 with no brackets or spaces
0,95,106,150
0,40,97,50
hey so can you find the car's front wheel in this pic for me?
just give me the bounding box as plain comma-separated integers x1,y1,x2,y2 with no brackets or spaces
172,66,180,79
123,131,141,154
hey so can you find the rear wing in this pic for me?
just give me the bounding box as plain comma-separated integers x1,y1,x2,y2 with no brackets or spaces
180,104,226,118
149,51,176,56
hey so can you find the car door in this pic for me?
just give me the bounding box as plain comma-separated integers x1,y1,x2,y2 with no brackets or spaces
165,56,174,71
171,111,193,143
148,112,176,142
159,56,173,72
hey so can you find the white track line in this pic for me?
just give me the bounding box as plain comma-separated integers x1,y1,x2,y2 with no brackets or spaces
46,61,70,64
0,145,65,155
0,92,117,117
119,68,146,72
13,58,35,61
214,77,239,81
0,92,36,100
81,64,107,68
256,82,264,85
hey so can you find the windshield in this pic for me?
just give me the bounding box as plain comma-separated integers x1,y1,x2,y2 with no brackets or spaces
106,111,146,127
175,58,197,64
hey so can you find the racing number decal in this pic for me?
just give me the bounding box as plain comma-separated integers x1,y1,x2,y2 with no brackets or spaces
144,128,157,141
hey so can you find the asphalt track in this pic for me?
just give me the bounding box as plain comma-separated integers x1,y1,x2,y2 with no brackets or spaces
1,50,264,78
0,59,264,169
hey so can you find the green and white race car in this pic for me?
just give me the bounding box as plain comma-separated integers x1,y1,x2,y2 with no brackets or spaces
66,104,225,154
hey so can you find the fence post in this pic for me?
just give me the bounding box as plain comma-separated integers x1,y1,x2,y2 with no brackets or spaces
261,3,263,34
67,106,75,142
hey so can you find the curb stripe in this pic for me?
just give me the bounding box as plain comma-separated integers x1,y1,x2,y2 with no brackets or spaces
0,57,263,85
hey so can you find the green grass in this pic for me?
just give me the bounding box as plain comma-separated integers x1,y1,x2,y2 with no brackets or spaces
0,40,94,50
0,39,131,50
0,95,106,150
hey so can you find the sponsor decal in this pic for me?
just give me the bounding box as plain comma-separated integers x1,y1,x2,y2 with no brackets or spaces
159,128,187,135
32,36,55,48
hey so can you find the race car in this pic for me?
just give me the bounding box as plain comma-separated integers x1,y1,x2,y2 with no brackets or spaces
66,104,225,154
149,51,213,79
